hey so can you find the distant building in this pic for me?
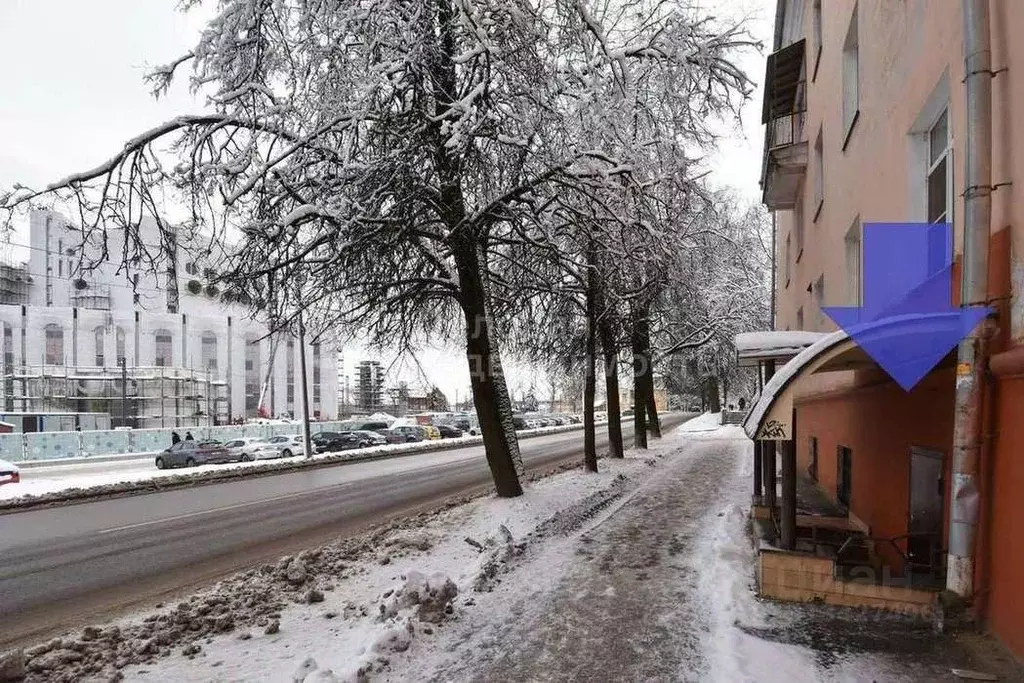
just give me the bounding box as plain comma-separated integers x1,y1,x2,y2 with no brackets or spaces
356,360,385,413
407,387,449,413
0,209,337,427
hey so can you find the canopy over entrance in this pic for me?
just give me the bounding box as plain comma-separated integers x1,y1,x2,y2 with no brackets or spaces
742,313,966,441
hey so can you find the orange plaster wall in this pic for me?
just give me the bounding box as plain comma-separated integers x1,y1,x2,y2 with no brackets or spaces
795,371,955,570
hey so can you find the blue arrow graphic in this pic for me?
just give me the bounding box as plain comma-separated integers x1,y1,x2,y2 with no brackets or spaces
822,222,991,391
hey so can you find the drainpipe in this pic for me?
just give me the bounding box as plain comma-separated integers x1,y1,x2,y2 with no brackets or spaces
946,0,993,600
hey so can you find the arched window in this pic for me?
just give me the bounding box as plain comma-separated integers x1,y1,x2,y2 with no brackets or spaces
154,329,173,367
115,327,126,365
201,331,217,371
94,326,105,366
44,324,64,365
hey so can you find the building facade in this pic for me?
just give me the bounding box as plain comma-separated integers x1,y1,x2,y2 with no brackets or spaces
756,0,1024,659
0,209,337,428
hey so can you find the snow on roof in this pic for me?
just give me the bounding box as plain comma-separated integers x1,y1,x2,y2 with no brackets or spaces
742,328,849,438
741,312,971,439
734,331,827,355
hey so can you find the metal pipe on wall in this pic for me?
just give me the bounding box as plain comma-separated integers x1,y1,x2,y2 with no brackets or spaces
946,0,994,600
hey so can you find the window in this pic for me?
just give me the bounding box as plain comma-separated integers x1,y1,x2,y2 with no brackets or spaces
116,327,126,365
185,262,198,276
842,5,860,147
794,193,805,258
58,240,63,277
837,445,853,508
154,330,173,367
927,108,952,224
845,218,862,306
312,343,321,404
784,233,792,286
201,331,218,371
813,275,825,327
809,436,819,481
44,324,64,365
245,335,261,415
2,323,12,368
813,128,824,218
796,306,804,330
812,0,823,81
286,339,295,404
166,267,178,314
94,326,105,366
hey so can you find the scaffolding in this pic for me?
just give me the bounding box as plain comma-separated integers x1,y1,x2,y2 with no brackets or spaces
2,364,229,428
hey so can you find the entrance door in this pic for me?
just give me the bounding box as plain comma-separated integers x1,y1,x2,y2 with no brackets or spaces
908,447,944,573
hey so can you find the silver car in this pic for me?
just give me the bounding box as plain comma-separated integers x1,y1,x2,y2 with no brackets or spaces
251,434,305,460
222,437,265,462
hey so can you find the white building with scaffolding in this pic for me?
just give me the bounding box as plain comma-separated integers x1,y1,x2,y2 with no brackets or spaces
0,209,338,429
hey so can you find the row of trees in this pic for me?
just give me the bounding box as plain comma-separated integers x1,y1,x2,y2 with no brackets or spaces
1,0,768,497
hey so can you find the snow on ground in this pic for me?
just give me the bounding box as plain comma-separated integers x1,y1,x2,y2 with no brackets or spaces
679,411,723,432
5,420,990,682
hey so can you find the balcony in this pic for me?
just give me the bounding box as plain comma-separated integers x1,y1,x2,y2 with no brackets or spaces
760,39,808,211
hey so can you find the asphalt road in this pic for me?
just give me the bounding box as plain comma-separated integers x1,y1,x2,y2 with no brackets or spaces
0,414,692,647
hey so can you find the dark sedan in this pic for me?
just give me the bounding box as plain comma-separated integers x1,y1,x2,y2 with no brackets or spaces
311,431,362,454
155,440,232,469
436,424,463,438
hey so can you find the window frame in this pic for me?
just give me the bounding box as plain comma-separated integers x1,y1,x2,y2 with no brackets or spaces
841,4,861,150
811,0,823,82
926,107,953,225
813,128,824,220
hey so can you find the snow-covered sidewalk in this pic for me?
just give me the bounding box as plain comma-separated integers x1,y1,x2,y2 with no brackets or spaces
1,420,996,682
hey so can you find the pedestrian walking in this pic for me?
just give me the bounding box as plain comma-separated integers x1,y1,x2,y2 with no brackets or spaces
184,431,194,442
171,431,181,445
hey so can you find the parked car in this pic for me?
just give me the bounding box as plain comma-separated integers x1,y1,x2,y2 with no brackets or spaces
309,431,356,453
0,458,20,486
351,430,388,447
352,420,391,433
252,434,306,460
436,424,463,438
388,425,425,442
512,417,528,431
222,437,265,462
155,440,232,469
421,424,442,440
377,428,411,444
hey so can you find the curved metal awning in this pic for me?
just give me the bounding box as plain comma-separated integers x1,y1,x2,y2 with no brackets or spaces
743,313,965,441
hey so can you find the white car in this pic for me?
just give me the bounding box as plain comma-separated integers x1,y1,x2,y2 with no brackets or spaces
252,434,305,460
221,437,265,462
0,458,20,486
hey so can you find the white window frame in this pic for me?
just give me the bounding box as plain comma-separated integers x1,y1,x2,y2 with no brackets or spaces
845,217,863,306
926,108,953,226
842,4,860,148
813,128,824,220
812,0,823,81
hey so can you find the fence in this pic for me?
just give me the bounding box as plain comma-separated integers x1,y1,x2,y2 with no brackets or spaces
0,422,346,463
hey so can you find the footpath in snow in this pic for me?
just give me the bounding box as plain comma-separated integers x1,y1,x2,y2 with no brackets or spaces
0,416,997,682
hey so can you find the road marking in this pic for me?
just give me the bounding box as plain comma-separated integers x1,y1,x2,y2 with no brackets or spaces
96,488,325,534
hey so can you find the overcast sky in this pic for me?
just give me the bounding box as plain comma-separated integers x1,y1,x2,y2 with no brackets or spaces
0,0,773,406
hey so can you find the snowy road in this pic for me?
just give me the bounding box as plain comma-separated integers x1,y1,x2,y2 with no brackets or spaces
0,415,691,649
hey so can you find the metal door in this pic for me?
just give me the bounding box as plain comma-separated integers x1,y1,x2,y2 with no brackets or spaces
908,447,944,570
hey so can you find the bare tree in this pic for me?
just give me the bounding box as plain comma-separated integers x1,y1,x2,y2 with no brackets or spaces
2,0,756,494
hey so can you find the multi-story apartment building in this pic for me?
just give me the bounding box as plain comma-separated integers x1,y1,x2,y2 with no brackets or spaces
356,360,385,413
0,209,337,428
747,0,1024,659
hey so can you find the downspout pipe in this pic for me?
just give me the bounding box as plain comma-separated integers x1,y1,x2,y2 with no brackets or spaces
946,0,993,600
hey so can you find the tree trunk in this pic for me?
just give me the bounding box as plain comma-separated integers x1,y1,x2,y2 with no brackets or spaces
451,237,523,497
631,315,648,450
705,375,721,413
595,279,624,458
583,243,598,472
638,315,661,438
